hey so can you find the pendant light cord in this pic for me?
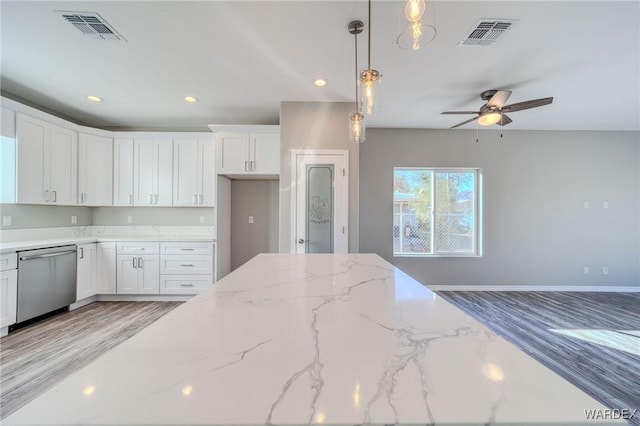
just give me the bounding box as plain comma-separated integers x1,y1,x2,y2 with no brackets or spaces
367,0,372,70
355,29,359,111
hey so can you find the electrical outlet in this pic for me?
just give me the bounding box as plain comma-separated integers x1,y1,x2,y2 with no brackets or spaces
602,267,609,275
249,216,254,224
583,267,590,275
2,216,12,226
200,216,205,224
583,201,589,209
127,216,133,224
71,215,77,224
602,201,609,209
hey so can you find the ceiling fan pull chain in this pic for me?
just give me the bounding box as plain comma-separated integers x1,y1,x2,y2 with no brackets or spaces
476,122,479,143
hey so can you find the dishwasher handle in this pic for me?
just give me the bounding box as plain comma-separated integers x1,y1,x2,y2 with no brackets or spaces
20,250,77,261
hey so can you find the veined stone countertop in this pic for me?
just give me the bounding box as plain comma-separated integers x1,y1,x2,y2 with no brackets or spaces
3,254,617,425
0,226,215,253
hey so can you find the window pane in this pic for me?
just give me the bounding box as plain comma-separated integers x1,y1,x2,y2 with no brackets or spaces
434,172,475,253
393,169,432,255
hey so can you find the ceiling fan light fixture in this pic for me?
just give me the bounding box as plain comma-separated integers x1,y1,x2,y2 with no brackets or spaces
477,111,502,126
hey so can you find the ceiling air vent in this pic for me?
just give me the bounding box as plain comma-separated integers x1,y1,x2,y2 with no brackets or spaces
57,11,126,41
458,19,517,47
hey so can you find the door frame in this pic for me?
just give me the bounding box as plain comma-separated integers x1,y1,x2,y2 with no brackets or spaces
290,149,349,254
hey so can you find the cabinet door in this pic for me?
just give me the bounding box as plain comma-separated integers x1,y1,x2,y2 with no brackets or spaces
113,139,134,206
96,243,116,294
49,124,78,205
133,139,156,206
199,138,216,206
251,133,280,174
138,255,160,294
79,134,113,206
16,113,48,204
173,139,199,206
76,244,96,301
155,140,173,206
1,107,16,204
0,269,17,328
217,133,249,174
116,255,139,294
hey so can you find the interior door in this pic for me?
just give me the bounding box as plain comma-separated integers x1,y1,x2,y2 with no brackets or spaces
293,151,348,254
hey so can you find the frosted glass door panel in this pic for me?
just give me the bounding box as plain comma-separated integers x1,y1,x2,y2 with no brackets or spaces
306,165,333,254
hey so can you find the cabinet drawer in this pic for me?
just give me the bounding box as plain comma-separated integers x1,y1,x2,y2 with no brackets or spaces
117,242,159,255
160,242,213,255
160,255,213,275
0,253,17,272
160,274,213,295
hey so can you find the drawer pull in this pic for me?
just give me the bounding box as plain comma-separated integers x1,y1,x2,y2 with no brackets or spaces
131,248,146,251
180,248,195,251
180,264,194,267
180,283,194,287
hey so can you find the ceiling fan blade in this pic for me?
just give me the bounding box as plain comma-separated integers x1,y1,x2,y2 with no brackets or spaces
441,111,479,115
502,97,553,113
450,116,479,129
487,90,512,108
496,114,512,126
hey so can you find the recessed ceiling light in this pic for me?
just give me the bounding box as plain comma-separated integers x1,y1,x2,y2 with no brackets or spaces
86,95,103,102
314,79,327,87
184,96,198,103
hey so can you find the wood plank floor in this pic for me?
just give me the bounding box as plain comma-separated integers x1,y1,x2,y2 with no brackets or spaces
0,301,181,419
439,291,640,426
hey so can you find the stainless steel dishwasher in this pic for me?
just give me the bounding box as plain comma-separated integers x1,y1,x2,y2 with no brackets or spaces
16,245,77,324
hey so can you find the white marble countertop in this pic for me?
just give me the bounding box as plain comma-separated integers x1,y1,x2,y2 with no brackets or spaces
0,226,215,252
4,254,618,425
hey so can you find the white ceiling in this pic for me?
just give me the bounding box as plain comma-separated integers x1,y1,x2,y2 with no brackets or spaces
1,1,639,131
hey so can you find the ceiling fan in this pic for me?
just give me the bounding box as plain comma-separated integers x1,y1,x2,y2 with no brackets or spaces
442,90,553,129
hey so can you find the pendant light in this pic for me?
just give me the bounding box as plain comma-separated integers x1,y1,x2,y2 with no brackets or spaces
396,0,437,51
360,0,381,115
348,20,365,144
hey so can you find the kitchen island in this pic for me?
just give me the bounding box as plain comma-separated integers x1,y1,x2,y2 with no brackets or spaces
4,254,616,425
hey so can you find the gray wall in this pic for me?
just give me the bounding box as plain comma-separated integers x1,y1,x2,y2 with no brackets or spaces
216,176,232,279
279,102,359,252
92,207,214,226
359,128,640,287
231,180,279,270
0,204,92,229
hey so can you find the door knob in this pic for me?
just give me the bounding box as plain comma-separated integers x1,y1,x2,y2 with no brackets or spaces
297,239,307,244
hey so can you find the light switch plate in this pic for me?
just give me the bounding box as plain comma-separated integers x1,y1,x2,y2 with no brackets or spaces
71,215,77,224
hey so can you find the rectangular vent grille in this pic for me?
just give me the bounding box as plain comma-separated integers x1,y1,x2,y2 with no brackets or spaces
458,19,517,47
57,11,126,41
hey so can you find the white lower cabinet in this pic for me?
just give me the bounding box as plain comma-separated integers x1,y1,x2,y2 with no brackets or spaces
96,243,116,294
159,242,214,295
116,243,160,295
0,253,18,331
76,243,97,301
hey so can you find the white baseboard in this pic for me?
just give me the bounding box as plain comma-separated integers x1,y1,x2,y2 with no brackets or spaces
69,295,98,311
427,285,640,292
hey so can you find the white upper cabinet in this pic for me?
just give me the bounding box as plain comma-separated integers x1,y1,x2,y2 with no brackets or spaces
173,135,215,206
1,107,16,204
113,137,172,206
214,128,280,177
78,133,113,206
133,139,173,206
113,138,134,206
16,113,77,205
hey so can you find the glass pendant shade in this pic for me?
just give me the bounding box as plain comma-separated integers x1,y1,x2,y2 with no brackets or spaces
396,23,437,51
405,0,426,22
477,111,502,126
359,69,381,115
349,112,366,144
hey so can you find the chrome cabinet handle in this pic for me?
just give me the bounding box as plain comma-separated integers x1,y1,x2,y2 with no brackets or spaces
138,257,143,268
180,264,194,267
154,194,158,204
80,247,84,259
180,283,194,287
244,161,248,172
133,257,137,268
80,192,85,204
198,194,203,205
52,190,57,202
193,194,197,205
128,194,133,205
45,190,50,202
148,194,152,204
180,248,195,251
250,160,254,171
297,239,308,244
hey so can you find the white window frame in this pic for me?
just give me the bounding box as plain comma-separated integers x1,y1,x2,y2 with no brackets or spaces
393,167,482,258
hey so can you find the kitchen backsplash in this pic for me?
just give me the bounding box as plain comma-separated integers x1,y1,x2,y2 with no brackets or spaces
0,204,92,229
